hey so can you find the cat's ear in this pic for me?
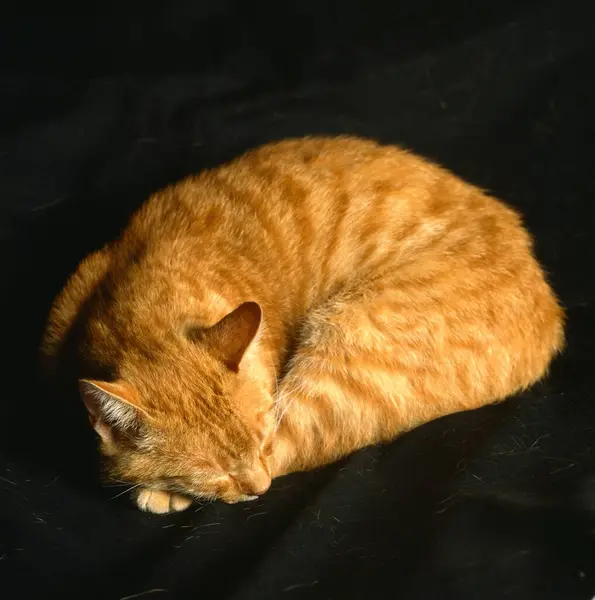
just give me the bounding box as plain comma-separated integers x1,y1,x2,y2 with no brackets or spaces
200,301,262,372
78,379,142,443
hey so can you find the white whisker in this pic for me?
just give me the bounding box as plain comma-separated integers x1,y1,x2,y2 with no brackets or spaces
109,483,142,501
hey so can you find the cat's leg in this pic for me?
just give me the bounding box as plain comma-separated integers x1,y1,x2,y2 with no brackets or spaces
135,488,192,514
269,275,563,477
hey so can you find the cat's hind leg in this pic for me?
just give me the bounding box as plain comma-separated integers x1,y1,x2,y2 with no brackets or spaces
270,272,562,477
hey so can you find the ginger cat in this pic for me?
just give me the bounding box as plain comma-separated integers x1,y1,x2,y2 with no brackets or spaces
40,136,564,514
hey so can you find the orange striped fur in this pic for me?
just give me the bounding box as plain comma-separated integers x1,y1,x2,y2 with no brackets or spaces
40,136,564,513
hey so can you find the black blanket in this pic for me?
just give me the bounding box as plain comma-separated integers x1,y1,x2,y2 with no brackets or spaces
1,2,594,598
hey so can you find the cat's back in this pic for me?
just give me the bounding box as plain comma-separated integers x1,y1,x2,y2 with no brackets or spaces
118,137,421,270
132,135,438,235
211,135,438,202
125,136,525,294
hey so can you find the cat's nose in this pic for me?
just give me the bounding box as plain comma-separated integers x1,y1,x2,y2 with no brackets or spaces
250,481,271,496
242,463,271,496
245,480,270,496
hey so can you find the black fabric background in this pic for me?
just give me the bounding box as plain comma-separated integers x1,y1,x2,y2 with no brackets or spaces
1,2,594,598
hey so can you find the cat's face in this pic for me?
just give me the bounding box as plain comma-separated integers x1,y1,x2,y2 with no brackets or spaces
80,302,276,504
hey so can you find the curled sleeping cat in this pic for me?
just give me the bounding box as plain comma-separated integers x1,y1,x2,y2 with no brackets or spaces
40,136,564,514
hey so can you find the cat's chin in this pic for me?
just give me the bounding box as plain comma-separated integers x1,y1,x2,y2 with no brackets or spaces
222,494,259,504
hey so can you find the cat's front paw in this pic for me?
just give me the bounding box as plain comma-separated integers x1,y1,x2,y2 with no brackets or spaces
135,488,192,514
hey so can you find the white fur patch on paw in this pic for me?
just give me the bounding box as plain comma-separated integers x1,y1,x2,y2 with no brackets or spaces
135,488,192,514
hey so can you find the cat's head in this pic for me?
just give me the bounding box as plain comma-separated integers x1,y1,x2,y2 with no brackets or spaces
79,301,277,505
